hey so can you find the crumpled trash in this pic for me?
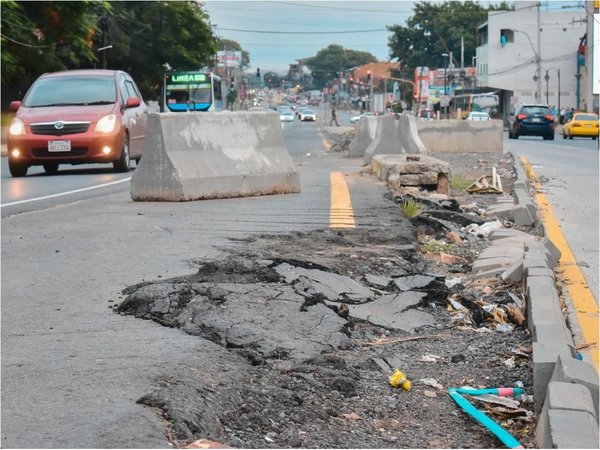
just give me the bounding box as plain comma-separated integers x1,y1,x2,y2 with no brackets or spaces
464,220,504,238
420,378,444,389
389,369,411,391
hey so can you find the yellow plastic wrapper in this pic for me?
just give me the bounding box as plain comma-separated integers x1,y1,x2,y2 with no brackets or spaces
389,369,411,391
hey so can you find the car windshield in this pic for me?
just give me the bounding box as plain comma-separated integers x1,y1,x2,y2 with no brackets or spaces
574,114,597,121
521,106,549,115
303,109,314,114
24,76,117,107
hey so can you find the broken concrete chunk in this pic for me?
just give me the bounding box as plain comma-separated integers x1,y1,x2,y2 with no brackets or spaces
393,275,436,291
365,274,393,287
274,262,374,301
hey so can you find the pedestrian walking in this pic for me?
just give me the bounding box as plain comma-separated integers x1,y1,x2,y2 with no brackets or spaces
329,104,339,127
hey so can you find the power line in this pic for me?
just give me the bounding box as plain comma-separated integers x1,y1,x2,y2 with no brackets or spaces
0,32,53,48
217,27,387,34
265,1,413,14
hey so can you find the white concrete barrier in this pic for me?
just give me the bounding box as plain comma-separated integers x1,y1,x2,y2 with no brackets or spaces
131,112,301,201
363,116,402,165
416,120,503,153
348,116,377,157
396,114,427,155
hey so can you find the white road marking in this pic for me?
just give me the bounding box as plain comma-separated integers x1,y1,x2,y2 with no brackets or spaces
1,177,131,208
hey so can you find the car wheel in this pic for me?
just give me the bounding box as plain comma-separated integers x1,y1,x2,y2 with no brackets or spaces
568,134,573,140
563,132,567,139
548,133,554,141
113,134,131,173
508,130,513,139
43,163,59,174
8,159,28,177
593,136,597,140
514,132,519,139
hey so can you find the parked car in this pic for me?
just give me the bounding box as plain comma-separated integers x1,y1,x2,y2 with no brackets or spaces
562,113,599,140
508,104,555,140
466,111,491,121
6,69,147,177
300,109,316,122
350,112,373,124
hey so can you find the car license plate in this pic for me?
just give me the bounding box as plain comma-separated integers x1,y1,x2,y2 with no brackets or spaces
585,124,592,128
532,118,541,123
48,140,71,152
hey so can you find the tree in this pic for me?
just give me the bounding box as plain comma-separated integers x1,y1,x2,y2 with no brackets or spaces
217,38,250,69
1,1,106,102
263,72,281,89
387,1,512,70
105,1,217,99
306,44,377,90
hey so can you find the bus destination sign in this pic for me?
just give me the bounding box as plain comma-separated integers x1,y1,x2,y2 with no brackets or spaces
168,73,208,84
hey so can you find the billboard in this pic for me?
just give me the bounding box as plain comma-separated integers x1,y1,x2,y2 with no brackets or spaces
414,67,430,102
217,51,242,68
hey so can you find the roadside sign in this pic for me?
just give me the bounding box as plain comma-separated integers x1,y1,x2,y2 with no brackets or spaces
440,95,450,107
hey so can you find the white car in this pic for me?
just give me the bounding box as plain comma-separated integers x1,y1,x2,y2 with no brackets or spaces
300,109,316,122
350,112,372,124
466,111,491,121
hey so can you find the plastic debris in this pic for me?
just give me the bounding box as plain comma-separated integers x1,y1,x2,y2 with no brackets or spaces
419,354,441,362
389,369,411,391
445,277,463,289
448,386,525,449
464,220,504,238
420,378,444,389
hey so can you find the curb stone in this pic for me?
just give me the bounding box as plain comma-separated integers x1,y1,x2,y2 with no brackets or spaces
471,168,599,448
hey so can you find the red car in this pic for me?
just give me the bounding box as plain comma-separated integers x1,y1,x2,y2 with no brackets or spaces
7,69,147,177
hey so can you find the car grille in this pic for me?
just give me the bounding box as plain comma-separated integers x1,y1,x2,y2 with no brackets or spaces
32,148,88,157
30,122,90,136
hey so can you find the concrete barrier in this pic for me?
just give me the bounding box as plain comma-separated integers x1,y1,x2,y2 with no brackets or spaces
363,116,401,165
348,116,377,157
416,120,503,153
396,114,427,155
131,111,300,201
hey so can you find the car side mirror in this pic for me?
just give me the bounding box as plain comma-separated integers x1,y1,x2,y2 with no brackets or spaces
9,101,21,111
126,97,141,109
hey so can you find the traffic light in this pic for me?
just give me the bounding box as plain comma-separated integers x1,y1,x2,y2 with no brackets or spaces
366,70,371,83
256,68,260,78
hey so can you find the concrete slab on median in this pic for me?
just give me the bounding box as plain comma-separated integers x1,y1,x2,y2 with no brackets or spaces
131,112,300,201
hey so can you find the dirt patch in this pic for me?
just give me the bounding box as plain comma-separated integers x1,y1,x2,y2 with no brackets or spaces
116,158,537,448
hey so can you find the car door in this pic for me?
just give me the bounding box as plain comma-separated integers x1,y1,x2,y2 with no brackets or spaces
120,74,147,158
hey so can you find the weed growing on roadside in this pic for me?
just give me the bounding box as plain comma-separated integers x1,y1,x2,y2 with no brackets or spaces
451,176,471,191
420,239,453,253
399,199,424,218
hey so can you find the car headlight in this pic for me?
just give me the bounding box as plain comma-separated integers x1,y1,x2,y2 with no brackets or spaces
9,118,25,136
95,114,117,133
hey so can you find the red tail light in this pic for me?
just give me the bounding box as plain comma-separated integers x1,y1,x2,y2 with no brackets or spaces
516,113,527,120
572,122,581,127
544,114,554,121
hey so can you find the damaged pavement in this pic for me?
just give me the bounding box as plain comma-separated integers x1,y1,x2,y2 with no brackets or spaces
115,152,545,449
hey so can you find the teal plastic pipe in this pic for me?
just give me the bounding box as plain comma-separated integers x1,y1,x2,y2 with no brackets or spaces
448,387,525,449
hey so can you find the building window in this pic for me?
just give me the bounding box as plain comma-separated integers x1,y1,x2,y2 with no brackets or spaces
477,25,488,46
500,29,514,47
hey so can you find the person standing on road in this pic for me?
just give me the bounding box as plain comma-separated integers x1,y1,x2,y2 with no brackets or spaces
330,103,339,127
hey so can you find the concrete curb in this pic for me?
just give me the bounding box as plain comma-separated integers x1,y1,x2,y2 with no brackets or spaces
473,175,599,448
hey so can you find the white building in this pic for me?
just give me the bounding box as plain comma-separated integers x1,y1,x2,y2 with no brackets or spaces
476,1,588,119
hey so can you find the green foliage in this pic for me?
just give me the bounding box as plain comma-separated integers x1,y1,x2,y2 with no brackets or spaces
263,72,281,89
421,239,453,253
387,1,512,71
1,1,218,102
451,176,472,191
399,199,424,218
306,44,377,90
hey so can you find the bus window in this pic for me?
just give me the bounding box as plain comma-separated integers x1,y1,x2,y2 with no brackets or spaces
213,80,222,102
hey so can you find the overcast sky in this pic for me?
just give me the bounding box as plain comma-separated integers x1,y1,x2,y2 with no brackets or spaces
203,0,416,73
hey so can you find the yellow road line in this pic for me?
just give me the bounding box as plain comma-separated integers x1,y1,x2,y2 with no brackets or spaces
319,130,331,151
330,172,356,228
521,156,599,371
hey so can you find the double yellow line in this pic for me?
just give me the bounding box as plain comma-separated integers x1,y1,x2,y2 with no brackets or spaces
521,156,599,372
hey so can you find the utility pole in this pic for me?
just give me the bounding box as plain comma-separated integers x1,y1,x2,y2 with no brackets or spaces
536,1,542,102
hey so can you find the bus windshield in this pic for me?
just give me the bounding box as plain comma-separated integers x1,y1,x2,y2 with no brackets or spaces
164,71,220,112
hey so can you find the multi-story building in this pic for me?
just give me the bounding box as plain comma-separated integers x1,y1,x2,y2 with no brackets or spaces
476,1,589,121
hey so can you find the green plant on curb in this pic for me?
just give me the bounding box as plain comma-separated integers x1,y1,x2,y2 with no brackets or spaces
399,199,424,218
421,239,453,253
451,176,471,191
